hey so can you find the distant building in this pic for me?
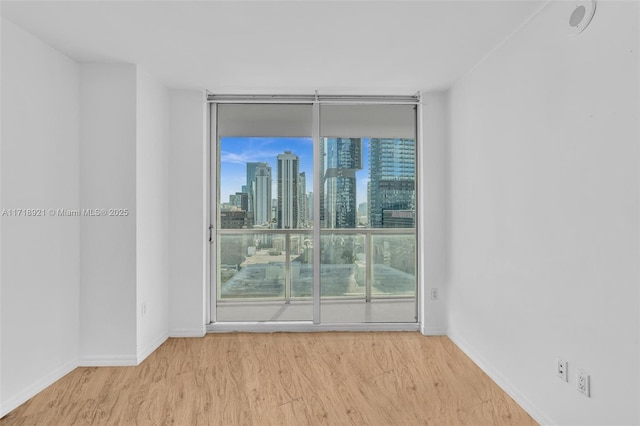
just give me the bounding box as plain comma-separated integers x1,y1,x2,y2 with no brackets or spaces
320,138,362,228
358,202,368,227
244,162,261,198
229,192,248,211
220,210,248,229
271,198,278,224
277,151,299,229
298,172,307,228
369,138,415,228
254,163,272,225
307,191,314,221
383,210,415,228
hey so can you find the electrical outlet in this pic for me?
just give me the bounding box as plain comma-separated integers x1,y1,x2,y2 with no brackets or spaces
577,369,590,397
430,288,438,300
556,358,568,382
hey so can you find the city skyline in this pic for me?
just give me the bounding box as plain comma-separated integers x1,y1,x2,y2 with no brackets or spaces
220,136,415,228
220,137,371,206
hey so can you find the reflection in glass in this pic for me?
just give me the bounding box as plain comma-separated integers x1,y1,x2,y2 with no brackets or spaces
368,138,416,229
291,233,313,298
320,138,362,229
320,234,365,297
371,234,416,297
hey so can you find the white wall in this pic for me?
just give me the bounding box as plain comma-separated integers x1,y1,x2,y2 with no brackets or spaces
1,18,80,416
79,64,173,365
447,2,639,425
79,64,138,365
168,90,207,337
1,18,173,415
420,92,449,335
136,68,170,360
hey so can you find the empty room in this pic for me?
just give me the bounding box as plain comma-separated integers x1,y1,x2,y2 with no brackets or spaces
1,0,638,425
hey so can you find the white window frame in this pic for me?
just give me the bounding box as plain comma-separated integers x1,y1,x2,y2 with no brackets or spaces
207,94,423,332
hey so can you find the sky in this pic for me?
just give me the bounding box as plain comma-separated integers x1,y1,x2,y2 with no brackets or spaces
220,137,370,206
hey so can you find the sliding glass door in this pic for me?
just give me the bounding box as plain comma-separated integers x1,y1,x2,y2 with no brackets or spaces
215,104,314,322
212,98,417,326
319,104,417,323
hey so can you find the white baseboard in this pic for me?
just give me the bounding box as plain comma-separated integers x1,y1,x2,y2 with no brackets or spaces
137,333,169,364
420,326,446,335
0,358,77,418
447,332,554,426
78,354,137,367
169,327,206,337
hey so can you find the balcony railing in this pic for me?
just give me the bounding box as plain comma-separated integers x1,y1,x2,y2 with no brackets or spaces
216,228,416,304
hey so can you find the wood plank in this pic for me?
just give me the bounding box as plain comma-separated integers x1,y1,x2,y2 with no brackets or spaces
0,333,537,426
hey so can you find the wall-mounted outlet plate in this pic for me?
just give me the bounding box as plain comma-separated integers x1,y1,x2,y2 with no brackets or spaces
430,288,438,300
577,369,590,397
556,358,568,382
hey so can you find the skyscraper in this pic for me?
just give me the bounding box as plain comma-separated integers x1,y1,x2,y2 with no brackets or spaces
277,151,299,229
298,172,307,228
320,138,362,229
368,138,416,228
244,162,260,195
245,161,269,228
229,192,248,211
253,163,272,225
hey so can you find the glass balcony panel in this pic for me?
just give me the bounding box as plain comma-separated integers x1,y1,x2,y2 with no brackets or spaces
371,234,416,298
219,234,285,300
217,232,314,321
291,233,314,298
320,234,365,298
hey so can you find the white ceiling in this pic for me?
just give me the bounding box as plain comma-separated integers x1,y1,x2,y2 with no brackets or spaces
1,1,546,93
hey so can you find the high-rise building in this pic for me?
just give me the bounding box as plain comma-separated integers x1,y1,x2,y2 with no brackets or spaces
220,210,248,229
245,162,267,227
320,138,362,228
298,172,307,228
368,138,416,228
254,163,272,225
229,192,248,211
307,191,314,221
245,162,261,196
277,151,299,229
271,198,278,225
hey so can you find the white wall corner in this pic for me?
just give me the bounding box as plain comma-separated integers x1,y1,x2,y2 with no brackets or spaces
0,359,78,418
446,2,639,424
419,90,450,336
136,332,169,365
448,332,553,425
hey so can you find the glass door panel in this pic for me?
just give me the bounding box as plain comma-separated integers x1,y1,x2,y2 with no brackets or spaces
215,107,315,321
319,104,417,323
213,100,418,325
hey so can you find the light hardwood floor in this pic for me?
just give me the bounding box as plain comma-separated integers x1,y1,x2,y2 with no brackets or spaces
1,333,537,426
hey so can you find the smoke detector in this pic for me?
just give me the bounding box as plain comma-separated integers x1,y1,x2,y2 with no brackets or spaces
567,0,596,36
